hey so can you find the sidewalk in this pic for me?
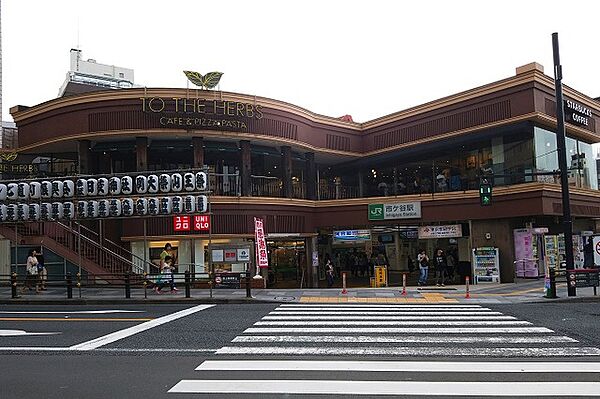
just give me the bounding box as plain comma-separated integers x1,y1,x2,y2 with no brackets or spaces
1,278,598,305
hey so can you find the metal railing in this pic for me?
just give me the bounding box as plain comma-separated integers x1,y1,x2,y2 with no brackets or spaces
251,175,283,197
318,183,360,200
210,173,241,196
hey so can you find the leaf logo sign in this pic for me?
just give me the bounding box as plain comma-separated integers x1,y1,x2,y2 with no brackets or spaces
0,152,18,162
183,71,224,90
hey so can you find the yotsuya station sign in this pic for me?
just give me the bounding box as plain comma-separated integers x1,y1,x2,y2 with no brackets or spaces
140,97,264,130
369,201,421,221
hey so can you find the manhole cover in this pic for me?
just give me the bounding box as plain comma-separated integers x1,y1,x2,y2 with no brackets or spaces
274,296,296,302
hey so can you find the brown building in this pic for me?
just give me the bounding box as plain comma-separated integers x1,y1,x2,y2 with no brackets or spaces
1,62,600,287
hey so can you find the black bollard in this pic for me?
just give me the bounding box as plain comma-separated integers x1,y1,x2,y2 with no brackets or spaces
125,273,131,299
66,273,73,299
11,272,18,299
246,272,252,298
544,267,558,299
185,270,191,298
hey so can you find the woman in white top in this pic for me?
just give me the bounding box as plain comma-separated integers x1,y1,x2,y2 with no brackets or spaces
21,249,40,294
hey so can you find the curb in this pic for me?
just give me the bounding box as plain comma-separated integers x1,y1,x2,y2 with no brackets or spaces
0,297,270,305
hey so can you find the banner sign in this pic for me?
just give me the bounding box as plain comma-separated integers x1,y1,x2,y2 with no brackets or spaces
254,217,269,268
418,224,463,239
333,229,371,243
369,201,421,221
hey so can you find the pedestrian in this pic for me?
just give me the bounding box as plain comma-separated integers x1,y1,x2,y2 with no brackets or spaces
36,251,47,290
21,249,40,294
446,249,456,283
435,248,448,287
351,249,359,277
160,243,175,263
155,255,178,294
325,254,335,288
359,253,368,277
407,255,415,273
417,249,429,286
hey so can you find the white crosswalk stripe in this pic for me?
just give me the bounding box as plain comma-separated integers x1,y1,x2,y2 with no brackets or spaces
168,303,600,396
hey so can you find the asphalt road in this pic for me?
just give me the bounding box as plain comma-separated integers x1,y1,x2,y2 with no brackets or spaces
0,302,599,398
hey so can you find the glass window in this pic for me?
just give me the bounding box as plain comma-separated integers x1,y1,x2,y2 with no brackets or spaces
534,127,558,172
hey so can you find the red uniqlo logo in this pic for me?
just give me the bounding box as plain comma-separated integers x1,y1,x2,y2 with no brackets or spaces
173,216,191,232
194,215,210,231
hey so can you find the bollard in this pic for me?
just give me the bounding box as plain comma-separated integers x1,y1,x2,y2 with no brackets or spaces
465,276,470,299
76,272,82,298
245,272,252,298
185,271,191,298
66,273,73,299
341,272,347,294
401,273,407,296
11,272,18,299
143,272,148,299
544,267,558,299
124,273,131,299
209,277,213,299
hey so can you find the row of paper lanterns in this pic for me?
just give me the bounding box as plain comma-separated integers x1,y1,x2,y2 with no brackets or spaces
0,195,208,222
0,172,207,201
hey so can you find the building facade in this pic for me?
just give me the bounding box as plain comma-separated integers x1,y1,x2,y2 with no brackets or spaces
2,62,600,287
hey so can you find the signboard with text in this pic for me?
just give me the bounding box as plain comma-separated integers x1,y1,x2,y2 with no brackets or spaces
172,215,210,232
254,217,269,268
369,201,421,221
418,224,463,239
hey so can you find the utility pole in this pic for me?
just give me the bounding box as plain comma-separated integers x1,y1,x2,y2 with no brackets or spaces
552,32,576,297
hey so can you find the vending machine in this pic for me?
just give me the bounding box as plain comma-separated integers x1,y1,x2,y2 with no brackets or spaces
472,247,500,283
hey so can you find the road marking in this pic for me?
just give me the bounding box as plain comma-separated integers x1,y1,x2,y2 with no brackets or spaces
0,347,70,351
276,307,492,311
0,317,153,322
0,329,61,336
280,304,484,307
168,380,600,396
269,311,504,315
244,327,554,334
232,335,578,344
0,310,144,314
0,347,218,353
69,304,215,350
196,360,600,372
216,346,600,357
262,315,517,320
254,320,532,326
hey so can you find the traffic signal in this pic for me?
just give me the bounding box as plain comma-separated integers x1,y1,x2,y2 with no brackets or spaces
479,179,492,206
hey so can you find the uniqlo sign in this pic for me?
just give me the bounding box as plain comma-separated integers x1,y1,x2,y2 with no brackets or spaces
173,216,190,231
194,215,210,231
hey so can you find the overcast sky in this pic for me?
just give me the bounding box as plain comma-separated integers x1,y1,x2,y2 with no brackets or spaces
2,0,600,123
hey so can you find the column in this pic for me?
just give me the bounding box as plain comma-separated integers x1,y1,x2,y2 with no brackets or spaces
77,140,91,174
193,137,204,169
240,140,251,197
136,137,148,172
305,152,316,200
358,170,365,197
282,146,293,198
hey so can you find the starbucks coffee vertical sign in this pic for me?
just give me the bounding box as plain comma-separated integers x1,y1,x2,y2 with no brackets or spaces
369,202,421,221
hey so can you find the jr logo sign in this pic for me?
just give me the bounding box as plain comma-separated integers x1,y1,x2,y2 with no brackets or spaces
368,204,384,221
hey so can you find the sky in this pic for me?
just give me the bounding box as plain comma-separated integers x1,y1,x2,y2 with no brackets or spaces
2,0,600,123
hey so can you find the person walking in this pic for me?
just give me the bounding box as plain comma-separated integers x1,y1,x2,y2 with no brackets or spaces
36,252,48,290
417,249,429,286
21,249,40,294
435,248,448,287
325,255,335,288
155,255,178,293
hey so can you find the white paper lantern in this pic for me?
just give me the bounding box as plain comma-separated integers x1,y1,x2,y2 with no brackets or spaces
51,202,64,220
41,181,52,199
97,178,109,196
17,204,29,221
195,172,207,191
63,202,74,220
0,204,7,222
63,180,75,198
109,199,122,217
135,198,148,216
76,179,88,197
86,200,99,218
98,199,110,218
28,204,40,221
51,181,64,198
28,182,40,199
135,175,148,194
147,175,159,194
40,203,52,221
7,183,18,200
171,173,183,192
87,179,98,196
148,197,160,215
159,197,172,215
159,174,172,193
171,196,183,214
121,176,133,195
121,199,134,216
196,195,208,213
183,195,195,213
0,184,7,201
17,183,30,200
6,204,18,221
77,201,87,219
109,176,121,196
183,173,195,192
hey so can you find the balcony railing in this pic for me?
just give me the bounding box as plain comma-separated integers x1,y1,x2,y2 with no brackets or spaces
251,175,283,197
210,173,241,196
318,183,361,200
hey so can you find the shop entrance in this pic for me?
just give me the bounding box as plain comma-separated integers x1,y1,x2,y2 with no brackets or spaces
267,240,306,288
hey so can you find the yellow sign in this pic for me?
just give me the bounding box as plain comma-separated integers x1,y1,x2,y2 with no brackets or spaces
374,265,388,287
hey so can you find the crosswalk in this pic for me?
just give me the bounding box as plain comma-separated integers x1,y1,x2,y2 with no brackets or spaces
169,303,600,396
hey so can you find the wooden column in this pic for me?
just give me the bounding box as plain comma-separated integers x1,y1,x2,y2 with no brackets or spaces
78,140,91,174
136,137,148,172
358,170,365,197
282,146,293,198
305,152,316,200
192,137,204,169
240,140,251,197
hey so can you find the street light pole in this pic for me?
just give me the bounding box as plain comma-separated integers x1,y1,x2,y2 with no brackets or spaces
552,32,576,297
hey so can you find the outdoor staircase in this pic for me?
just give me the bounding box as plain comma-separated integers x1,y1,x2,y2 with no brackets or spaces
0,221,147,280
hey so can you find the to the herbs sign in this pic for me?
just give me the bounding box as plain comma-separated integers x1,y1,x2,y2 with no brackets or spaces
368,201,421,221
